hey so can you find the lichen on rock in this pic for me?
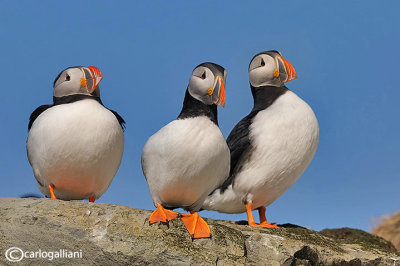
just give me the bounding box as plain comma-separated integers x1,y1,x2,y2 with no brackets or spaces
0,198,399,265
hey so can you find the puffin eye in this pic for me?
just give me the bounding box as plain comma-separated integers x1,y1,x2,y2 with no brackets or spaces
260,58,265,67
201,72,206,79
65,74,71,81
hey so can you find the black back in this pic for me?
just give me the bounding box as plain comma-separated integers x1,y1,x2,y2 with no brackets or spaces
217,85,288,192
28,94,126,131
177,88,218,125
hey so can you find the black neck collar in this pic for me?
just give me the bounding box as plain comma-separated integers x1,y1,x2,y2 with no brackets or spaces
250,84,288,113
177,89,218,125
53,94,103,106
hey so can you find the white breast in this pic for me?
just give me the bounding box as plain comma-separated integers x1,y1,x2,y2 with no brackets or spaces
27,99,124,200
204,91,319,213
141,116,230,211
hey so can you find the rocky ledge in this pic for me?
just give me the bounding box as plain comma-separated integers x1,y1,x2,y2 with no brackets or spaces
0,197,399,265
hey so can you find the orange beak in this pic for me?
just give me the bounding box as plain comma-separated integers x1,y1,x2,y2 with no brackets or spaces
215,77,225,107
281,57,297,82
82,66,103,93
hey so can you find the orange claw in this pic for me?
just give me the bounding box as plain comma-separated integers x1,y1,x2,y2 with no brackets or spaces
48,184,58,200
245,203,279,228
181,212,211,239
89,196,96,203
149,204,179,224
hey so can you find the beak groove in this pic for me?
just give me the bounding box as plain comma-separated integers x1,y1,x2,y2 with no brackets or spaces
281,57,297,82
215,77,225,107
83,66,103,93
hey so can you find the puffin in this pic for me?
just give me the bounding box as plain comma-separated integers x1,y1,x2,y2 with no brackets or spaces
203,51,319,228
141,62,230,239
27,66,125,202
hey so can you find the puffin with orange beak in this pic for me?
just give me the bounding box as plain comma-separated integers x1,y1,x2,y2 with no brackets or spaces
27,66,125,202
141,62,230,239
203,51,319,228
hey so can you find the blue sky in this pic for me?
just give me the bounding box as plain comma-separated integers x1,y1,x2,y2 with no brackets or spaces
0,1,399,232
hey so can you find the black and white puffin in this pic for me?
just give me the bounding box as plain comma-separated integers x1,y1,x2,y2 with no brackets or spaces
141,62,229,239
27,66,125,202
203,51,319,227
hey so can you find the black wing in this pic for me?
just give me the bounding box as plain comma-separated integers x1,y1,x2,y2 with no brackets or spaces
218,114,254,192
28,105,53,130
108,109,126,131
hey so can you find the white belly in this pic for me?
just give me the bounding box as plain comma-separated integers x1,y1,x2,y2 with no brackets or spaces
204,91,319,213
235,91,319,209
141,117,230,211
27,99,124,200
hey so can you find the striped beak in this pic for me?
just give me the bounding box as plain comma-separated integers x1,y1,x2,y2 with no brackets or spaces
208,76,225,107
81,66,103,94
278,57,297,83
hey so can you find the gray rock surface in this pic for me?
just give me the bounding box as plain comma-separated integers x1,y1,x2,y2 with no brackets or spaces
0,197,399,265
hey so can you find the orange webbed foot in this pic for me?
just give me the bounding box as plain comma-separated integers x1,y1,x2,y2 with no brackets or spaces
245,203,279,228
48,184,62,200
149,204,179,224
89,196,96,203
248,219,279,228
259,221,279,228
181,212,211,239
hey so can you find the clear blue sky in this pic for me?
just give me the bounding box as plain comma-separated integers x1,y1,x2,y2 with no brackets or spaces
0,1,399,232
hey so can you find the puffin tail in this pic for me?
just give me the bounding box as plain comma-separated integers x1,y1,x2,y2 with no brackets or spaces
202,185,243,213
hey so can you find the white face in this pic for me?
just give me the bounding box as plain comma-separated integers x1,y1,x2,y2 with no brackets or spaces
249,54,282,87
188,66,218,105
53,67,101,98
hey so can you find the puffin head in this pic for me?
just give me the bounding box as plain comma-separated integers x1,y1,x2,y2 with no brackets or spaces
53,66,103,98
188,62,227,107
249,50,297,87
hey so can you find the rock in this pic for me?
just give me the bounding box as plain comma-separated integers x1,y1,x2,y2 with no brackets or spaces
321,228,398,253
0,198,399,266
372,211,400,252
